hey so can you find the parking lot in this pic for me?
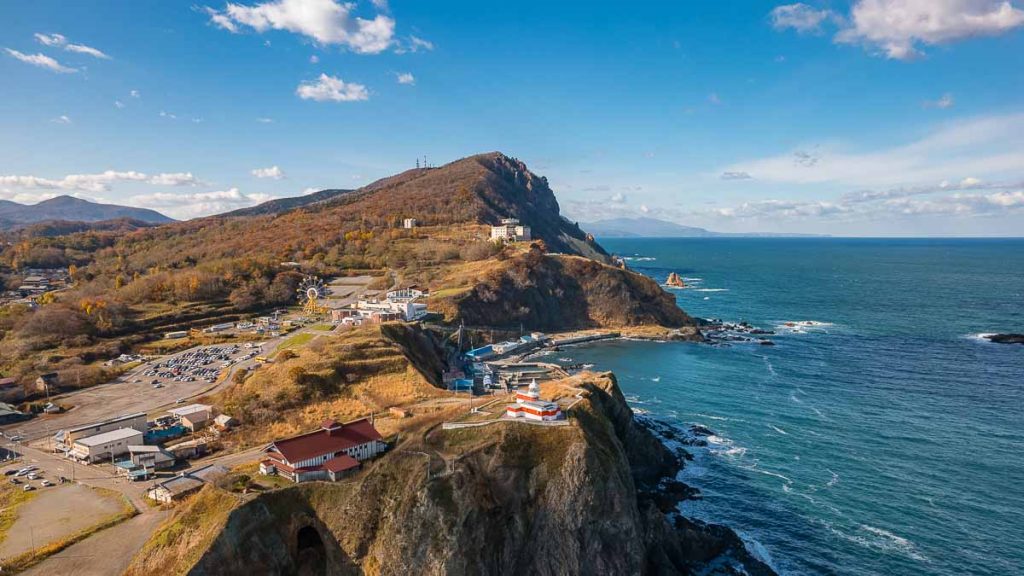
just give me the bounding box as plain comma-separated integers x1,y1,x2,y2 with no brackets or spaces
134,344,261,391
0,340,278,444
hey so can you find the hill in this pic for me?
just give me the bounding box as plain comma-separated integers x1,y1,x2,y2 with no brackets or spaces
581,216,827,238
220,188,353,217
0,195,173,228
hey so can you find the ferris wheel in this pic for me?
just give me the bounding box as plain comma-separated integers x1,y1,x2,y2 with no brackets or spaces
297,276,329,315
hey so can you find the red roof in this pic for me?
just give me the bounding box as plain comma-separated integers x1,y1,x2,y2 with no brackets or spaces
269,418,383,464
323,454,360,473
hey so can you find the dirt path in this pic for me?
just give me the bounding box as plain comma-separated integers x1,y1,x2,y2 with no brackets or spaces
20,509,169,576
0,484,123,560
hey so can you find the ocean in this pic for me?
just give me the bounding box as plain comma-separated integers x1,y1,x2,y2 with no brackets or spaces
552,238,1024,575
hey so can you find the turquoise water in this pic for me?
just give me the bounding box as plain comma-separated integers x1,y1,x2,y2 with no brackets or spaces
559,239,1024,575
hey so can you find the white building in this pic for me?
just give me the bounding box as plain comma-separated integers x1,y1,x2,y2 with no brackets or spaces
490,218,531,242
71,428,144,463
335,289,428,323
54,412,149,453
403,218,417,229
505,379,564,422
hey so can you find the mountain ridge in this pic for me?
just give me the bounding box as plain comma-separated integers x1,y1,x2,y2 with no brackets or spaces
581,216,826,238
0,195,174,228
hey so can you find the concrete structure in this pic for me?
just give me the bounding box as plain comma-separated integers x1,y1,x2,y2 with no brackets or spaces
402,218,417,229
128,445,175,469
181,411,212,432
214,414,237,429
506,379,564,422
490,218,531,242
334,289,428,323
164,330,188,339
71,427,144,463
0,377,24,403
260,418,385,483
54,412,149,453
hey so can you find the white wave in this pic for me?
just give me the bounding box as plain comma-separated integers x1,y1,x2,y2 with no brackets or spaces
703,296,710,300
651,376,661,382
719,446,747,457
736,531,781,574
691,412,728,421
769,424,788,435
775,320,834,334
965,332,997,342
827,469,840,487
762,356,777,377
682,277,703,282
622,256,656,261
692,288,729,292
706,434,732,446
789,393,803,404
858,524,929,562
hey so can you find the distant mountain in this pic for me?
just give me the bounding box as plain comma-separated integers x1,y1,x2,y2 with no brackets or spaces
580,217,825,238
0,195,174,228
221,188,354,217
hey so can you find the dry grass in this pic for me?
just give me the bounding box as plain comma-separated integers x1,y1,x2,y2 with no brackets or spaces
123,486,239,576
0,481,38,547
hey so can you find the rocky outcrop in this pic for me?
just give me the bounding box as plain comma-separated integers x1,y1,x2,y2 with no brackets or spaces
449,247,700,336
160,373,771,576
985,333,1024,345
666,272,686,288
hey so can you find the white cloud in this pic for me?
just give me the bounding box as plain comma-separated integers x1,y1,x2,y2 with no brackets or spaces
309,54,319,63
721,112,1024,188
159,110,178,119
771,3,832,33
3,48,77,73
252,165,285,179
396,72,415,85
256,117,274,123
204,0,395,54
65,43,111,59
924,93,955,109
33,32,110,59
708,92,722,105
0,170,202,194
296,73,369,102
130,89,140,98
127,187,276,218
721,171,753,180
408,35,433,51
371,0,389,9
114,100,125,109
51,115,72,125
837,0,1024,59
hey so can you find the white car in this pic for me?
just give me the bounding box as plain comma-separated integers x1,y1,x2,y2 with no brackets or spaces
40,479,52,487
23,484,34,492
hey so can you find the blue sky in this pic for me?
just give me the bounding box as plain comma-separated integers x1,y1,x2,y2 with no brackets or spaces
2,0,1023,236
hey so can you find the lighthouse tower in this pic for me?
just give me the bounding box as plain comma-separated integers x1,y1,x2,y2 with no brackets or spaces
516,379,541,403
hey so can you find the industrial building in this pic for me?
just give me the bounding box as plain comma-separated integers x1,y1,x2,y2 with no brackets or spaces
54,412,149,453
71,427,144,463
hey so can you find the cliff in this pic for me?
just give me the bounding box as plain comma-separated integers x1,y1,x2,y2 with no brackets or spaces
126,373,772,575
435,245,700,337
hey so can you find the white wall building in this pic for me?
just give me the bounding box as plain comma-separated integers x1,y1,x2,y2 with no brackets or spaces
71,427,144,463
490,218,531,242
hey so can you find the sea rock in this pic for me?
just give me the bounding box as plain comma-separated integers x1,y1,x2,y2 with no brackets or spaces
985,333,1024,345
666,272,687,288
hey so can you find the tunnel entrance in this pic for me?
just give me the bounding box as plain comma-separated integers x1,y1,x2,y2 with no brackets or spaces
294,525,327,576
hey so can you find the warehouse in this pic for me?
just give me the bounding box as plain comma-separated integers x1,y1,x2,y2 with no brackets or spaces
71,427,144,463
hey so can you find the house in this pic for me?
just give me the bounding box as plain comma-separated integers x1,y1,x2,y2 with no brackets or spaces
0,403,27,425
505,379,564,422
0,377,24,403
167,404,216,431
402,218,417,229
70,427,144,463
146,464,229,504
213,414,237,430
35,372,59,395
490,218,531,242
259,418,385,483
54,412,149,453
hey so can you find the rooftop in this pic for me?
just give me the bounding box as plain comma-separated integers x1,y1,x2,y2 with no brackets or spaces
269,418,383,464
74,427,143,447
66,412,147,435
168,404,213,418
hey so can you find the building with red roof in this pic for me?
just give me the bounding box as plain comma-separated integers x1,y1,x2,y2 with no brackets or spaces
259,417,385,482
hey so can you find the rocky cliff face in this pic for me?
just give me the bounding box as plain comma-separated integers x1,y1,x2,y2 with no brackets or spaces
143,373,770,576
448,247,700,336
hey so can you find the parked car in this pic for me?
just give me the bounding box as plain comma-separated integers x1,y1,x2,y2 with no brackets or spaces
27,473,38,480
4,469,18,476
10,478,20,484
22,484,34,491
40,479,52,487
